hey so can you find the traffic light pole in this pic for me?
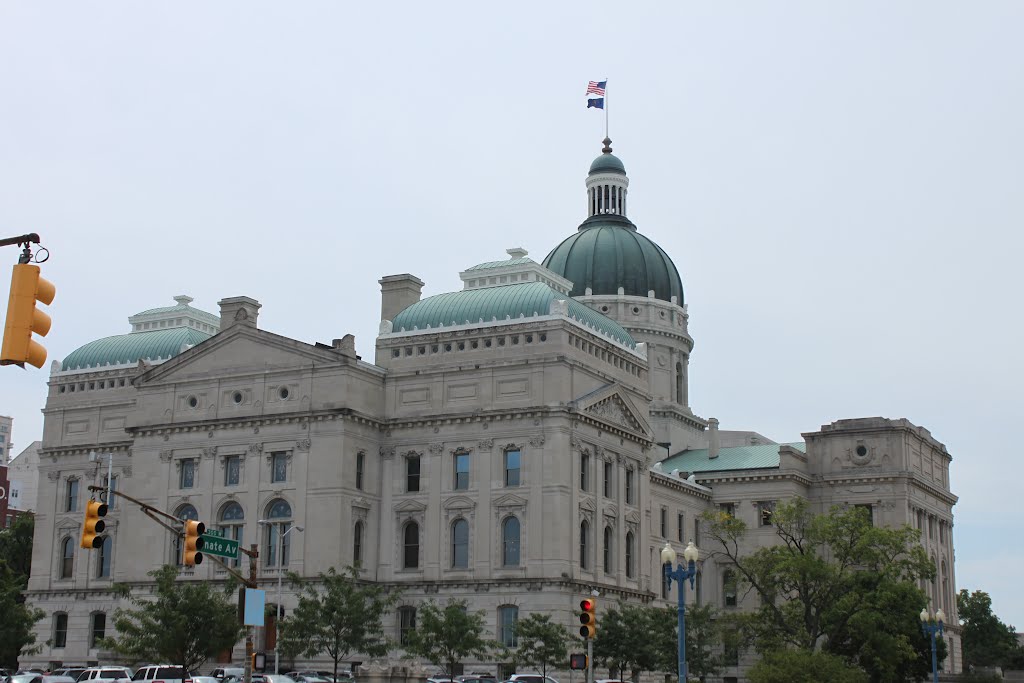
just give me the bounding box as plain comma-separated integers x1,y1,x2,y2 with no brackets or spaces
242,543,258,683
0,233,41,250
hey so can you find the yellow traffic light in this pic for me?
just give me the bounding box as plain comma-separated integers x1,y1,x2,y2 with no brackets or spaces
1,263,56,368
579,597,597,639
183,520,206,566
80,499,108,549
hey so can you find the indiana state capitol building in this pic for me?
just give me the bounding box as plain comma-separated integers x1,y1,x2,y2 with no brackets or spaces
24,141,962,680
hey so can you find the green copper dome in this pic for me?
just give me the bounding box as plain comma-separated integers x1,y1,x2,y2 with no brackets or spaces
62,327,214,371
542,213,685,305
589,152,626,175
391,281,636,348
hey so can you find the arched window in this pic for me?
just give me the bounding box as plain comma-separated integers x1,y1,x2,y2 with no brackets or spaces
451,519,469,569
264,499,292,567
580,520,589,570
353,520,364,567
625,530,634,578
502,516,521,566
723,569,738,607
603,526,613,574
219,502,244,568
59,537,74,579
173,504,199,566
403,522,419,569
97,536,112,578
675,362,683,403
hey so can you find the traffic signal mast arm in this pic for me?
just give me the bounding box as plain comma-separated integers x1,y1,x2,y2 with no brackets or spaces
87,484,259,587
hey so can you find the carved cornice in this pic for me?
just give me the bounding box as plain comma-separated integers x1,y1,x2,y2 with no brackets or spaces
124,408,381,438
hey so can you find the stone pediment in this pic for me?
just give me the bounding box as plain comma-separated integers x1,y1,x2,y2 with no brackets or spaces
394,499,428,513
576,384,651,437
580,497,597,514
444,495,476,511
493,493,528,509
603,504,618,520
136,326,342,385
625,510,642,525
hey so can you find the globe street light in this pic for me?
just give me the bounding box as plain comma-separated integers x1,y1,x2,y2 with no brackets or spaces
258,519,304,674
920,607,945,683
662,541,700,682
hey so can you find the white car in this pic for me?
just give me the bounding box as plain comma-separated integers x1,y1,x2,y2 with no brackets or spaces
77,669,132,683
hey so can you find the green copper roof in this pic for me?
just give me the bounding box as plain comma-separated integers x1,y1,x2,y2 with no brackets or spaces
542,213,685,304
391,281,636,348
590,153,626,175
660,442,806,474
62,327,213,371
465,257,535,272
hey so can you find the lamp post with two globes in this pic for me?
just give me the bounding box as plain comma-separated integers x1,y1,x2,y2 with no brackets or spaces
920,607,945,683
661,540,700,682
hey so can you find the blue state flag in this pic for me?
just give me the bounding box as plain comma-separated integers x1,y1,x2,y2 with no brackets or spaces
587,98,605,109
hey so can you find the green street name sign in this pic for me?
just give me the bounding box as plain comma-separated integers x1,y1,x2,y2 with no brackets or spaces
200,533,238,559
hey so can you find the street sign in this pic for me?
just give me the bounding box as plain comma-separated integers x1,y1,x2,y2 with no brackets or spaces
200,532,238,559
204,528,224,538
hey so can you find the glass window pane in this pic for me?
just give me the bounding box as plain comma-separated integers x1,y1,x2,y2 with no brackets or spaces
404,523,419,568
226,457,240,486
452,519,469,568
502,517,520,566
504,450,520,487
407,457,420,492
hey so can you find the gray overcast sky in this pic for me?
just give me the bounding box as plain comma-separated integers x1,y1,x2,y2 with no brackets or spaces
2,1,1022,626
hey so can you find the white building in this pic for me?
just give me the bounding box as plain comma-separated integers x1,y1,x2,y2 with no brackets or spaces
22,142,960,681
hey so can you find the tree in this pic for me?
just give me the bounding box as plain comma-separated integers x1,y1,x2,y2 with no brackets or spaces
958,589,1024,670
701,499,936,680
746,649,868,683
404,599,498,676
593,602,672,681
278,566,399,681
101,565,244,671
512,613,569,680
681,604,726,683
0,514,44,668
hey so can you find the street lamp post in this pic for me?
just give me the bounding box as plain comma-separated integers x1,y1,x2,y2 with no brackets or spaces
920,608,945,683
258,519,304,674
661,541,700,683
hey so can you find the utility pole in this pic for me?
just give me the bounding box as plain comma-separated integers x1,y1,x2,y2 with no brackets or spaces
242,543,258,683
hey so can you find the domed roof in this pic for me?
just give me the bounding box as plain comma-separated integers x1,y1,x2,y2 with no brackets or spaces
62,327,213,371
391,281,636,348
542,213,684,305
589,152,626,175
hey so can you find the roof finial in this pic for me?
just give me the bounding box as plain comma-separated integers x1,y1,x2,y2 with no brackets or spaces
602,137,613,154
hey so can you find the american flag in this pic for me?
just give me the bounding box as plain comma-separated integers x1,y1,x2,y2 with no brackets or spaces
586,80,606,96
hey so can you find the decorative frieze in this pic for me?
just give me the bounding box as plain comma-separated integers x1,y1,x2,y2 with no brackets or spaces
295,438,312,452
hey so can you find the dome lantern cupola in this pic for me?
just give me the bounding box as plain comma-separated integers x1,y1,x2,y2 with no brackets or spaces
586,137,629,218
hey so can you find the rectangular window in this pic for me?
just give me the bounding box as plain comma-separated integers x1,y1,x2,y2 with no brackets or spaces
356,451,365,490
54,613,68,648
857,504,874,527
225,456,240,486
504,449,521,487
66,479,79,512
91,613,106,648
677,512,685,542
581,453,590,491
603,460,612,497
407,456,420,492
758,501,775,527
179,459,195,489
498,606,518,647
660,508,668,537
719,502,735,517
625,469,635,505
271,452,288,483
399,607,416,646
694,518,701,546
454,452,470,490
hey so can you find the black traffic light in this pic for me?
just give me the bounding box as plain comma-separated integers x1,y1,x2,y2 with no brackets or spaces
579,597,597,639
80,499,108,549
183,520,206,566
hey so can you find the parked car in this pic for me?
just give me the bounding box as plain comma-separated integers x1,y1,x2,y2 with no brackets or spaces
507,676,559,683
78,668,133,683
251,675,296,683
209,671,244,682
11,676,76,683
131,666,192,683
191,676,218,683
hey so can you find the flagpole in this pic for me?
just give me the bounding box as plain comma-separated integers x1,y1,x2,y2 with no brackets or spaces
604,78,610,140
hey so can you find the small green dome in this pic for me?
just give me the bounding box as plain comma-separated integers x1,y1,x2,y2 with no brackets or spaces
62,327,213,371
391,281,636,348
589,152,626,175
542,214,685,305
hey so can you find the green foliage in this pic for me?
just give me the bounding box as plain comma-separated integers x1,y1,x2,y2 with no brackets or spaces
403,599,499,676
701,498,936,680
0,514,44,668
593,602,679,680
682,604,726,682
746,649,869,683
100,565,243,671
511,613,569,680
278,566,399,680
957,589,1024,670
